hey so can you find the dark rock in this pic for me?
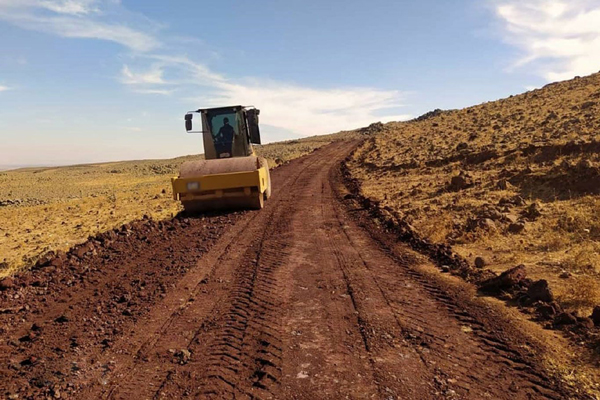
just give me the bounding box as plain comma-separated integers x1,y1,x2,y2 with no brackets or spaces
496,179,514,190
479,265,527,293
474,257,486,268
478,207,504,221
0,277,15,291
175,349,192,364
20,356,38,366
581,101,596,110
35,252,55,268
479,218,497,231
555,312,577,326
55,315,70,323
578,317,595,330
527,280,554,303
49,251,67,268
591,306,600,326
537,303,559,320
559,270,571,279
360,122,385,135
449,174,473,191
508,222,525,234
117,294,131,304
523,203,542,220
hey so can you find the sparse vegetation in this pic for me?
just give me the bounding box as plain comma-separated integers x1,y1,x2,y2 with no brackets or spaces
348,72,600,316
0,131,360,277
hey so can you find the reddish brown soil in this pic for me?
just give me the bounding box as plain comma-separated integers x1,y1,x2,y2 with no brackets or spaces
0,141,584,399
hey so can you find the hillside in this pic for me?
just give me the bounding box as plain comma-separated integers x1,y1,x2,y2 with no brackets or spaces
348,73,600,322
0,131,360,276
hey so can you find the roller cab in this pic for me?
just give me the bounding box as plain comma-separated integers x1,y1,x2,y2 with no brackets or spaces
172,105,272,212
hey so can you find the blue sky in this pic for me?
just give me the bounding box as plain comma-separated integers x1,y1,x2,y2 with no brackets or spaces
1,0,600,166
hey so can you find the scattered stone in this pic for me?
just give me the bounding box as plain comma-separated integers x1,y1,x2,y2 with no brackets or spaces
537,302,560,320
479,265,527,293
496,179,514,190
360,122,385,135
474,257,486,269
449,173,473,191
73,243,93,260
478,207,504,221
35,252,56,268
578,317,595,330
591,306,600,326
503,213,519,224
0,277,15,291
508,222,525,234
456,142,469,151
581,101,596,110
559,270,571,279
527,280,553,303
175,349,192,364
554,312,577,326
479,218,497,231
117,294,131,304
523,203,542,220
55,315,70,324
577,159,593,170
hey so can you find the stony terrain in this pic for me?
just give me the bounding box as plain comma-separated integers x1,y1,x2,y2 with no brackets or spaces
347,72,600,360
2,75,600,398
0,132,358,277
1,142,596,399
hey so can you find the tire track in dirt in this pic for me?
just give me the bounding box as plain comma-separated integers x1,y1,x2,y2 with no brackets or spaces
0,140,583,400
80,145,342,400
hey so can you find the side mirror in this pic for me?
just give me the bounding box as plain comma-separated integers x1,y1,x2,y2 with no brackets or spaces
185,113,193,132
247,109,261,144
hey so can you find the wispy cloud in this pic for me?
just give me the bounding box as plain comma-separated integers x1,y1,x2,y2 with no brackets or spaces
1,0,409,137
491,0,600,81
0,85,10,92
121,65,166,85
123,56,409,136
0,0,159,51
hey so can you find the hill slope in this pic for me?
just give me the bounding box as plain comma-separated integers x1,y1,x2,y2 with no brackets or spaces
348,73,600,318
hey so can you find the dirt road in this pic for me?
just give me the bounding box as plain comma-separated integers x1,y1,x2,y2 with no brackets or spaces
0,141,579,399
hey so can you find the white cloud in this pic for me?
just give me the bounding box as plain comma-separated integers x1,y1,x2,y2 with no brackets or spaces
133,88,174,95
492,0,600,81
0,0,158,51
0,85,10,92
1,0,409,139
206,80,408,136
38,0,101,15
123,56,409,136
121,65,166,85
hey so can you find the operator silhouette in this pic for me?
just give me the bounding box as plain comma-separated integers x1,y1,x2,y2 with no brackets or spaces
215,117,235,158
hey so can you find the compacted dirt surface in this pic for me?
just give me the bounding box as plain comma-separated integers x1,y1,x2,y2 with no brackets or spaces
0,141,586,399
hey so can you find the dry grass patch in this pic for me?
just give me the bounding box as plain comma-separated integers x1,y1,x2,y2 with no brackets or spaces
0,132,361,277
348,72,600,314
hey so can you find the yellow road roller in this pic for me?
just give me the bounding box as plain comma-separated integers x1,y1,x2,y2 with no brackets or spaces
171,105,271,212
